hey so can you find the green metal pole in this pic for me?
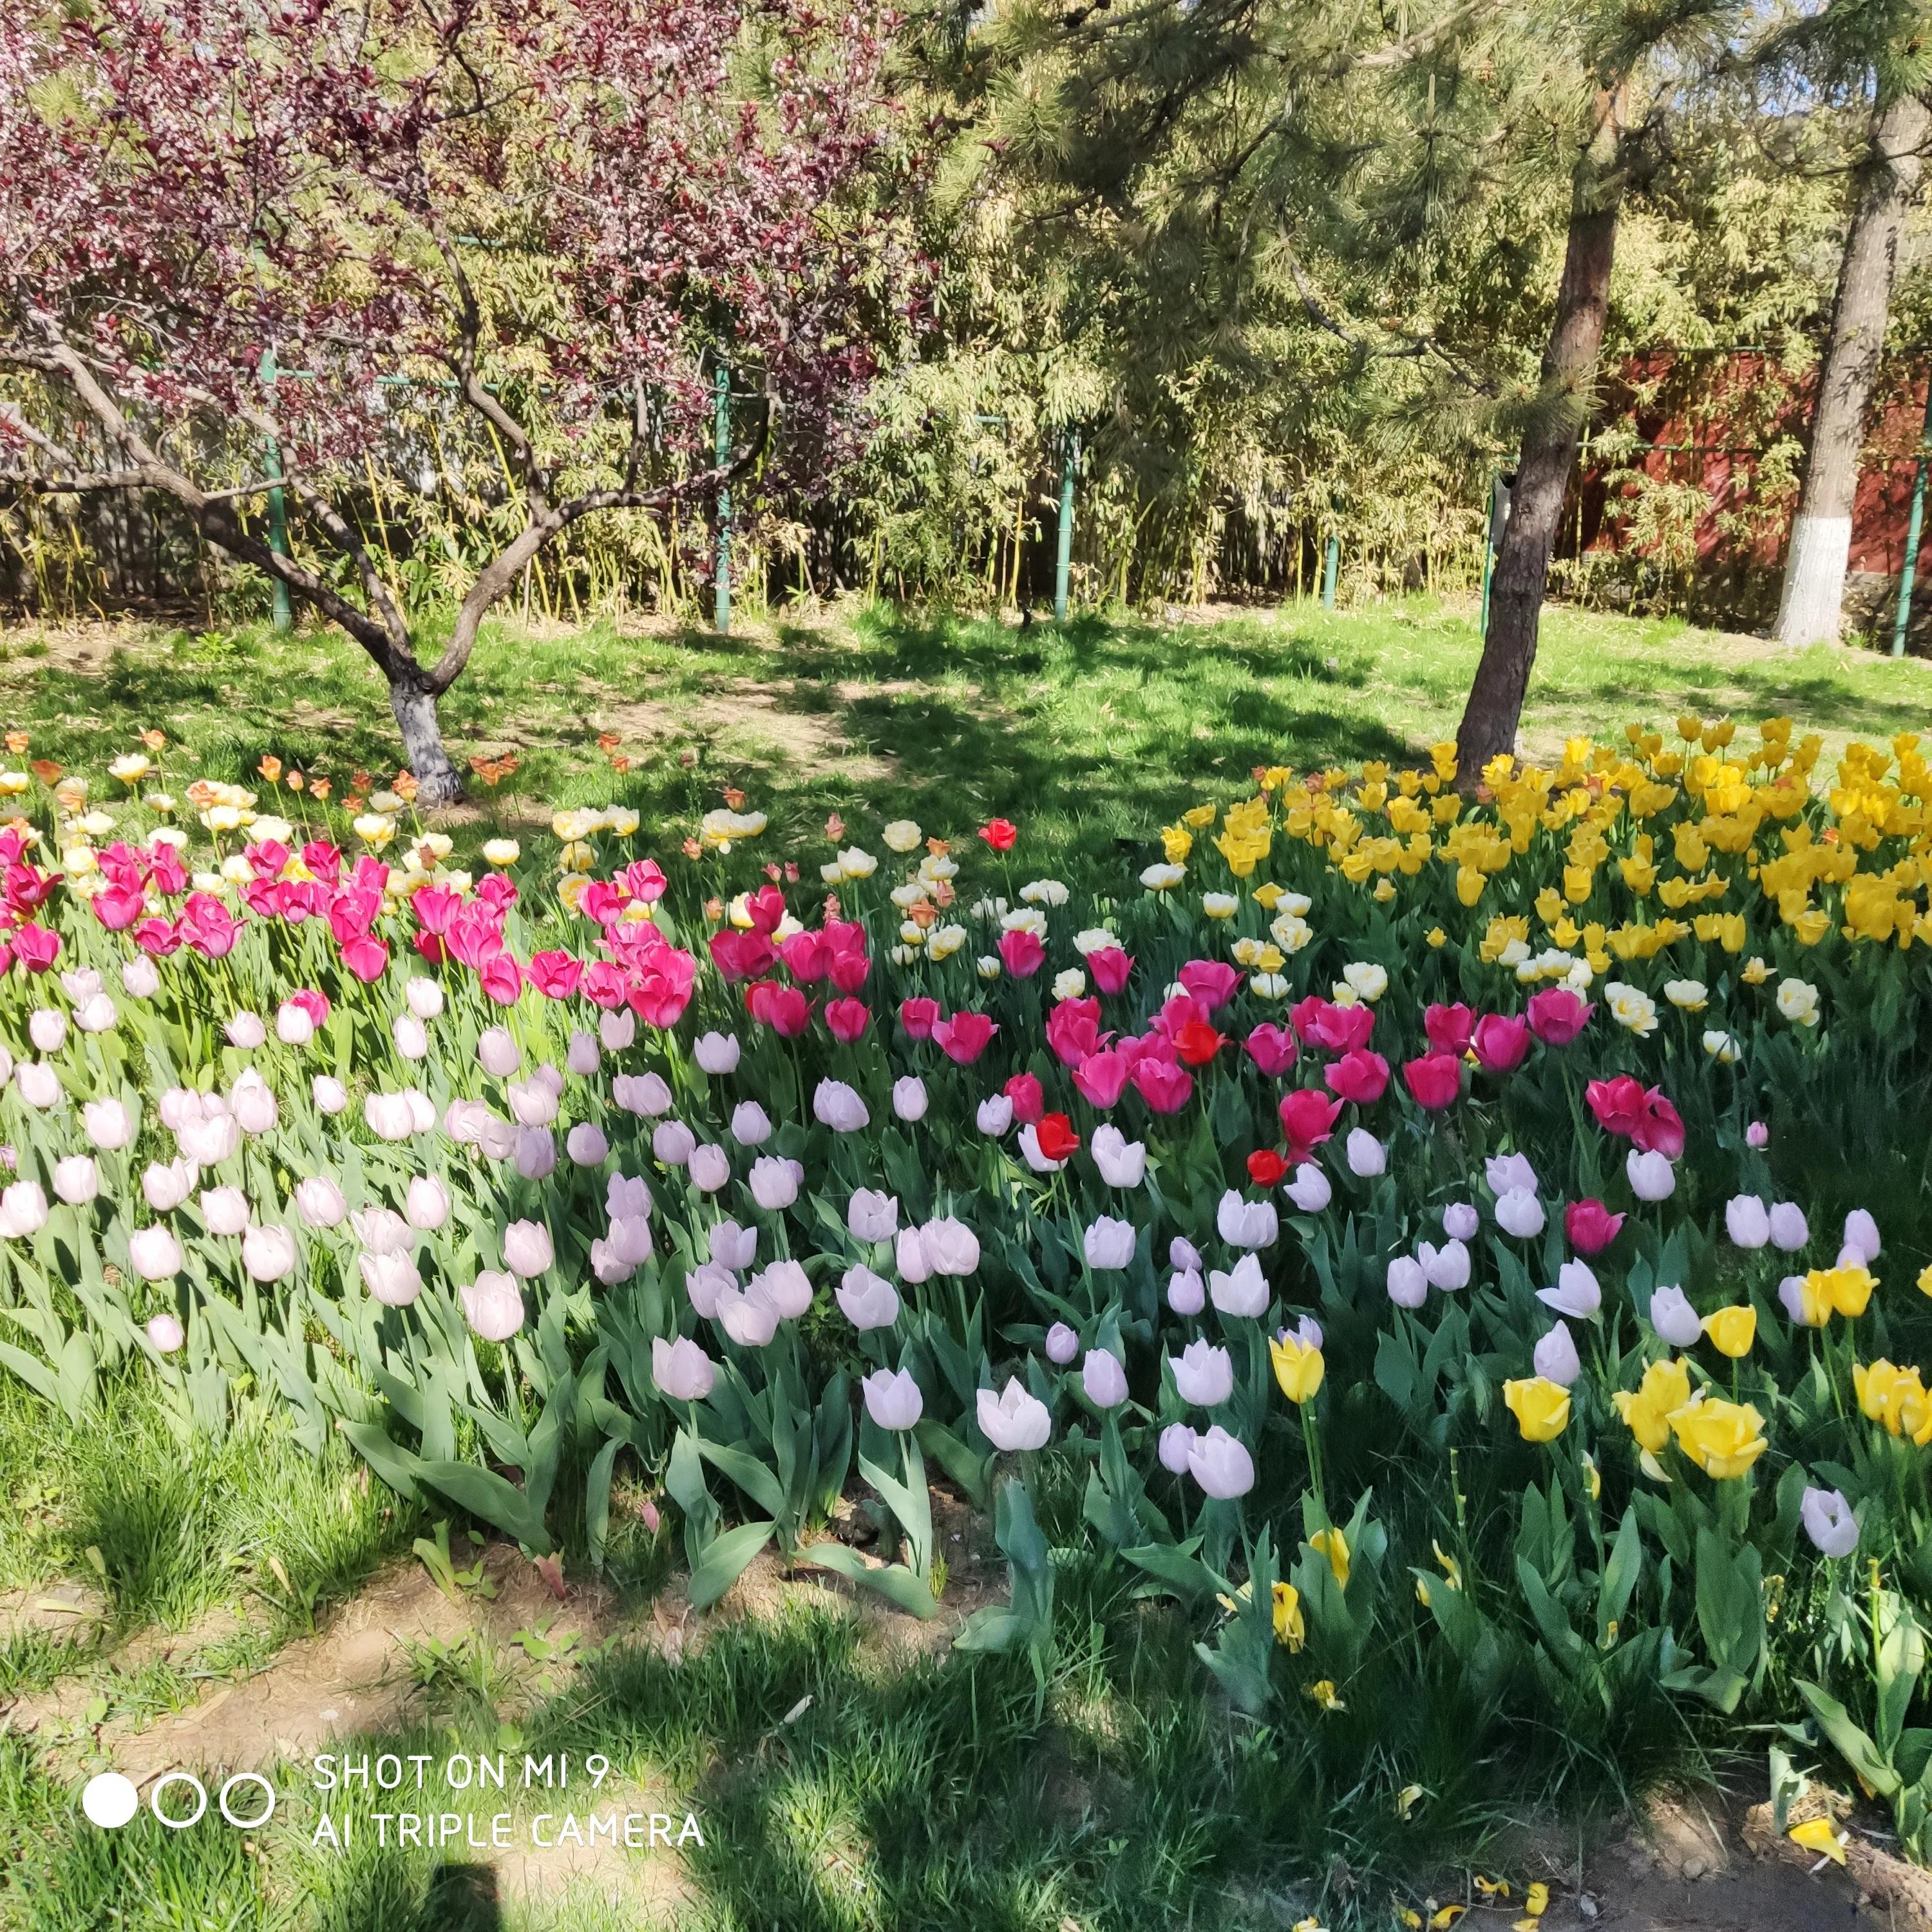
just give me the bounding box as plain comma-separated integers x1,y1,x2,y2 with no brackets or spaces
1891,377,1932,659
258,348,292,632
1054,429,1077,622
714,360,731,635
1321,531,1338,611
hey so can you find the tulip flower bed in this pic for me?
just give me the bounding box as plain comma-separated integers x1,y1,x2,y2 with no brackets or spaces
3,715,1932,1864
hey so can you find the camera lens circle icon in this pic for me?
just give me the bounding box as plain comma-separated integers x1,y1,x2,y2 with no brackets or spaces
81,1772,140,1829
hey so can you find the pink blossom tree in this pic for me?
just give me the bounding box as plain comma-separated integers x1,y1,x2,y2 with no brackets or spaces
0,0,911,802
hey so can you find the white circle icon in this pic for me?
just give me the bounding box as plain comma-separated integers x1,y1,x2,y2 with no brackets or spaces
81,1772,140,1829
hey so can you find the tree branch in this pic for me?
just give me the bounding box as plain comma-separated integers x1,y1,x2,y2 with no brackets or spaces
425,398,773,695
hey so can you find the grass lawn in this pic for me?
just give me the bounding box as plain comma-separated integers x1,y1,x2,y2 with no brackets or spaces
0,593,1925,1931
4,594,1927,876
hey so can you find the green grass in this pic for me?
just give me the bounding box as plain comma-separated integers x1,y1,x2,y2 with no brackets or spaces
5,596,1927,879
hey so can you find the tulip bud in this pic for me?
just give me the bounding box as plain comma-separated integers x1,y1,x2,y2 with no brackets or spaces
694,1030,740,1074
406,1175,451,1231
478,1027,521,1077
501,1219,554,1279
200,1186,251,1236
862,1367,923,1430
461,1271,526,1343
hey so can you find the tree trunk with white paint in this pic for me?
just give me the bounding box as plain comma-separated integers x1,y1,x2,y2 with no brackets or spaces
1774,90,1931,648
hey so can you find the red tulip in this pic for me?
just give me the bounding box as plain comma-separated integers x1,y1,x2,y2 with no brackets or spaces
477,951,520,1005
746,979,811,1037
1130,1057,1194,1113
824,996,871,1043
1278,1088,1343,1161
932,1010,997,1064
1004,1072,1045,1124
998,927,1045,978
1177,959,1241,1010
1402,1052,1463,1110
527,949,582,999
1247,1149,1289,1187
1173,1019,1227,1066
342,933,390,984
1564,1198,1625,1255
1046,996,1106,1067
1244,1023,1298,1077
978,819,1018,851
709,928,778,983
1587,1074,1685,1160
1035,1112,1080,1160
1290,995,1376,1055
1072,1049,1132,1110
1471,1013,1531,1072
743,884,787,934
1527,987,1595,1045
1323,1048,1390,1105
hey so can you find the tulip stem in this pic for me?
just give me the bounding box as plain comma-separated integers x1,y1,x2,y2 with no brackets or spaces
1300,1404,1327,1523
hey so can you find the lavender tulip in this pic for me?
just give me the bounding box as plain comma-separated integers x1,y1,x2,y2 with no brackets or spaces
1208,1253,1268,1318
730,1101,773,1146
1385,1256,1428,1308
502,1220,554,1279
1170,1338,1235,1406
1167,1267,1206,1316
863,1367,923,1430
295,1175,348,1228
1283,1164,1332,1213
1533,1321,1581,1387
1800,1486,1859,1558
1082,1348,1130,1409
847,1188,898,1242
1158,1423,1199,1473
462,1271,525,1342
128,1225,184,1281
1187,1425,1255,1498
694,1030,740,1073
812,1079,869,1133
200,1186,251,1236
53,1156,99,1206
652,1335,717,1401
242,1223,297,1283
837,1265,900,1331
1649,1283,1704,1347
1083,1217,1137,1271
977,1379,1052,1452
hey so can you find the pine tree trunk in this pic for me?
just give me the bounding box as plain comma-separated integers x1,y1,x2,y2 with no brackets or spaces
1455,97,1624,779
1774,90,1931,648
388,676,464,807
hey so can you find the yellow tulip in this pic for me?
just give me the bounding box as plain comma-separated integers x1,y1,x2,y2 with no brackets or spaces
1808,1265,1875,1319
1920,1263,1932,1298
1667,1397,1768,1478
1701,1305,1757,1359
1271,1580,1305,1651
1311,1526,1350,1587
1613,1358,1691,1454
1504,1376,1571,1443
1306,1678,1345,1711
1270,1332,1326,1405
1854,1360,1932,1444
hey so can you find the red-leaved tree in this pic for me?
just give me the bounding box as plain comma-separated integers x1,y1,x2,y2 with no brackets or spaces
0,0,912,801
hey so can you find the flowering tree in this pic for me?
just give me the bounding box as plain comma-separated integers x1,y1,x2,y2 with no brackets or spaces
0,0,909,802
